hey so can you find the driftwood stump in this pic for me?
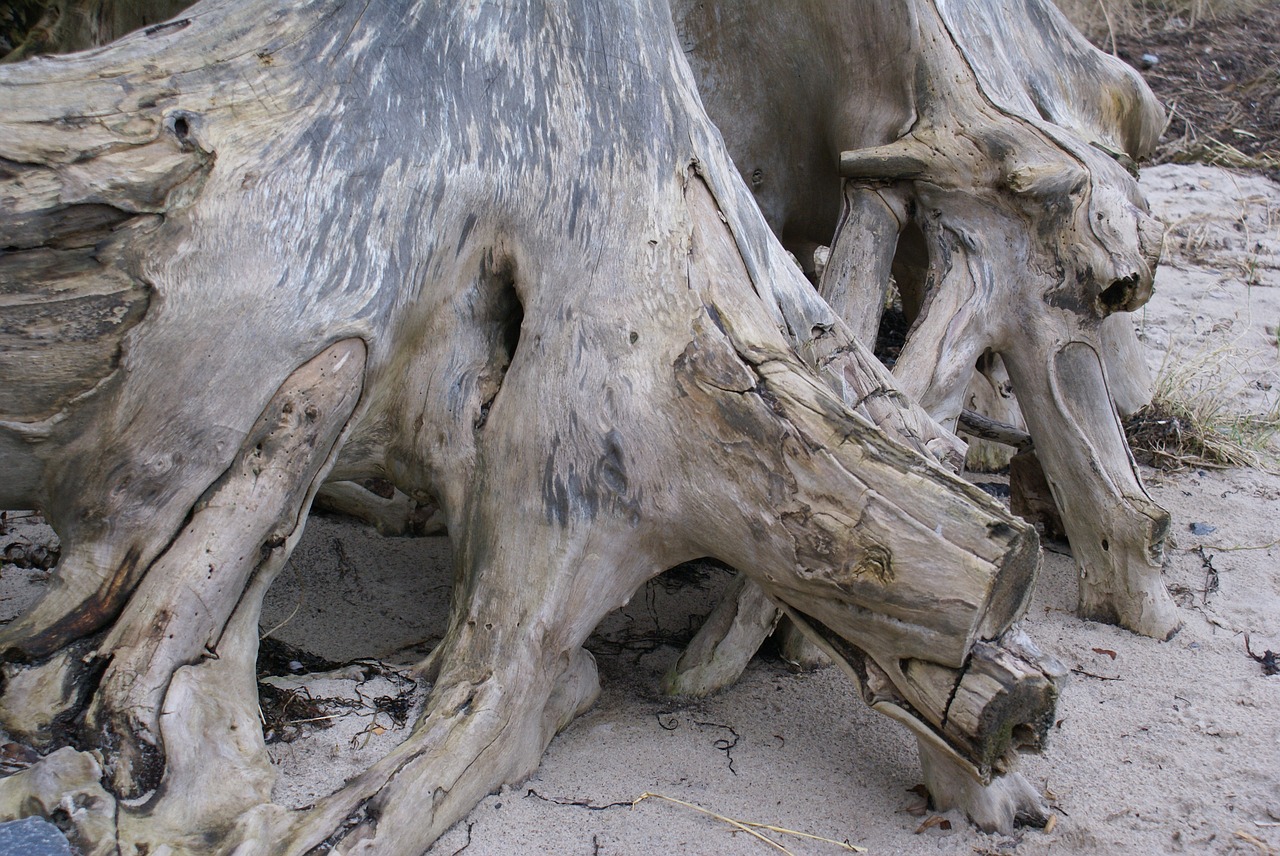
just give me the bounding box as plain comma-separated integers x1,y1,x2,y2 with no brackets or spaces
0,0,1059,851
674,0,1179,642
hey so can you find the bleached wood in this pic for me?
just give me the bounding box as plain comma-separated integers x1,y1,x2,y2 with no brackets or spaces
313,480,444,536
85,339,365,795
0,0,1063,849
663,573,780,697
673,0,1177,638
0,747,117,856
961,355,1025,472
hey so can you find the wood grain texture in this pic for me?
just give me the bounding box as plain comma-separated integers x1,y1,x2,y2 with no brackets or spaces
0,0,1065,849
674,0,1177,639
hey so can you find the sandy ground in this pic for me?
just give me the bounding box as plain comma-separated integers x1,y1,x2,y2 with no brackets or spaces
2,163,1279,855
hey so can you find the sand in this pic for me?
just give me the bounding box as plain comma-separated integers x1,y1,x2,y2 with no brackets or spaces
3,163,1279,855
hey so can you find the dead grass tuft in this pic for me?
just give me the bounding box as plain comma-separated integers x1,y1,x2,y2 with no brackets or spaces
1054,0,1269,44
1126,334,1280,470
1163,140,1280,176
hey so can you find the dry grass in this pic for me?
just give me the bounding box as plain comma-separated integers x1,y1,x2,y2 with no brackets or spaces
1163,139,1280,175
1126,333,1280,471
1054,0,1269,45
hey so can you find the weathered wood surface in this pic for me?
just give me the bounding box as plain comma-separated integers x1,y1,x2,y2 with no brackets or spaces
0,0,1060,851
673,0,1179,640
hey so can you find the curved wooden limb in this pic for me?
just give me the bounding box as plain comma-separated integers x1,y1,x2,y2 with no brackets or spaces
663,573,780,697
1100,312,1155,418
664,574,830,698
773,615,831,669
673,185,1057,794
962,353,1024,473
313,480,445,536
890,244,992,430
116,533,281,854
818,184,905,347
783,606,1058,830
671,179,966,698
1004,334,1178,638
800,194,967,473
917,738,1049,832
82,339,366,796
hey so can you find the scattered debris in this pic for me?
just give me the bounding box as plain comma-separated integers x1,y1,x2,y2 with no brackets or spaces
1245,633,1279,676
632,792,867,854
1070,667,1123,682
256,641,418,745
693,719,740,775
914,815,953,834
258,684,332,744
257,637,341,678
1112,5,1280,176
655,711,680,731
1091,647,1118,660
1124,383,1278,473
1234,829,1273,853
445,821,475,856
524,789,633,811
1189,522,1218,536
524,788,870,853
1193,546,1221,605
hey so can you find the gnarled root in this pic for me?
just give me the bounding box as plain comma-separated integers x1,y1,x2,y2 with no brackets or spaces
663,574,780,697
313,480,445,536
0,341,366,803
664,575,830,698
0,747,117,856
84,340,367,797
1005,337,1178,639
917,738,1049,833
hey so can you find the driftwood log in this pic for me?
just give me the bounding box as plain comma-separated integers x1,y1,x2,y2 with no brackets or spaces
672,0,1179,644
0,0,1062,851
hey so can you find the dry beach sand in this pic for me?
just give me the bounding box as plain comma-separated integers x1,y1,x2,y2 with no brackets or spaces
2,163,1279,855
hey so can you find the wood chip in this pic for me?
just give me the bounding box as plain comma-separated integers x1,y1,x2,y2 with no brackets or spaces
914,815,952,834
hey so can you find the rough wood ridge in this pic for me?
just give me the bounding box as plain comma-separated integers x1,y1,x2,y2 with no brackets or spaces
0,0,1155,851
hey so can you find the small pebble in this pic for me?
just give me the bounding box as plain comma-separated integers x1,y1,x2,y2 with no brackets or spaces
289,660,304,672
1141,53,1159,68
1189,522,1217,536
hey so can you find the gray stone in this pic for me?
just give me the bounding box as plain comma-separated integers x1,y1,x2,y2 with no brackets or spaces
0,816,74,856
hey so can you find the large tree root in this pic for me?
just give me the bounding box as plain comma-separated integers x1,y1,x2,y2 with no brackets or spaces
88,339,367,795
673,0,1176,639
1004,337,1177,637
918,739,1049,832
0,1,1065,850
